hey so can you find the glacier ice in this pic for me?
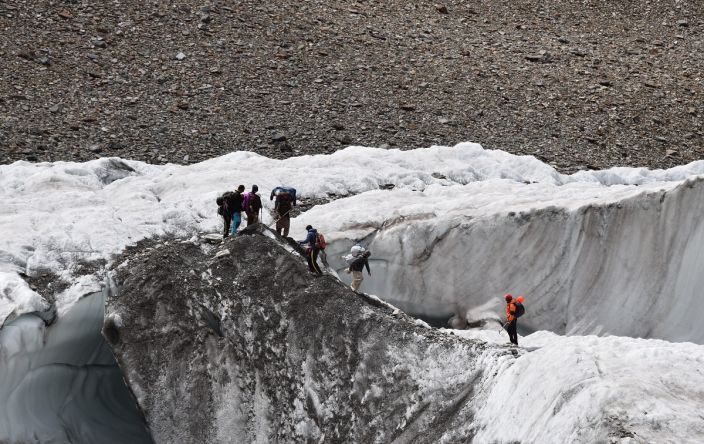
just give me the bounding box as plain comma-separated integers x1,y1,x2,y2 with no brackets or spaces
3,143,704,336
0,286,152,443
2,143,704,442
101,227,704,443
312,176,704,343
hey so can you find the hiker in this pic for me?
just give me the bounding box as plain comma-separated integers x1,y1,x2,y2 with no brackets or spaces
271,187,295,237
216,195,231,238
243,185,262,226
299,225,322,274
226,185,245,236
504,294,519,345
348,250,371,292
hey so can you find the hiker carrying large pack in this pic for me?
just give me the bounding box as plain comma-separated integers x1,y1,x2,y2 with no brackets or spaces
503,294,525,346
348,250,371,292
243,185,263,226
217,191,233,238
271,186,296,237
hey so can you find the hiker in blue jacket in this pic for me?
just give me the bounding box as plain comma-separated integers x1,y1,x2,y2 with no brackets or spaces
298,225,322,274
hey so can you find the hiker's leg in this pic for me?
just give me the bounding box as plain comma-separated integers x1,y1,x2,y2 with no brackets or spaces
311,249,322,274
305,250,315,272
282,216,290,237
508,321,518,345
231,212,241,235
223,215,231,238
276,218,283,236
351,271,363,290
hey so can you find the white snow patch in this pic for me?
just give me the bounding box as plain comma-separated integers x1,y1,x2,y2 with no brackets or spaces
0,272,48,326
469,331,704,443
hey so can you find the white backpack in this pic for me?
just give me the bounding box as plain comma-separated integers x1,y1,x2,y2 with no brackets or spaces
344,245,366,265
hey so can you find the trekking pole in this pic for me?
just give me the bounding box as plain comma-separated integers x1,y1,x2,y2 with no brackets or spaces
268,208,291,228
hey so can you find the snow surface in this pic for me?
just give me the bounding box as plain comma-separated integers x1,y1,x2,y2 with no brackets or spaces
446,326,704,443
3,142,704,442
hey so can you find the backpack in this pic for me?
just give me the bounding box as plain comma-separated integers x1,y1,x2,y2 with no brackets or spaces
514,302,525,318
315,232,327,250
249,193,262,212
242,192,251,212
344,245,366,264
216,196,224,215
218,192,235,216
271,186,297,206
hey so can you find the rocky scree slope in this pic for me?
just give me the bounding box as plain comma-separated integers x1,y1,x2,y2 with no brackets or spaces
1,0,703,172
103,227,502,443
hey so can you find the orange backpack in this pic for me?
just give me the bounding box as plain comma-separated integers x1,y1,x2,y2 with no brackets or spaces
315,232,327,250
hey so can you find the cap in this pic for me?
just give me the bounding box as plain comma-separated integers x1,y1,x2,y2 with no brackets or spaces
504,294,513,301
305,225,312,230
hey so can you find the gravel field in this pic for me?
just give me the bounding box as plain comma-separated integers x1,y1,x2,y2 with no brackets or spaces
1,0,702,172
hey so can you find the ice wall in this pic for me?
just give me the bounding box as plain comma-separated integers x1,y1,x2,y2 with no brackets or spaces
308,178,704,343
0,286,152,443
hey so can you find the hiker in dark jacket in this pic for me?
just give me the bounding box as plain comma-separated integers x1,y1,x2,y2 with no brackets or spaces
243,185,262,226
348,250,371,291
225,185,245,236
217,195,231,238
298,225,322,274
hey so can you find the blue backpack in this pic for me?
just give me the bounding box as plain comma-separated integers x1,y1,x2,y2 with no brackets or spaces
270,186,297,206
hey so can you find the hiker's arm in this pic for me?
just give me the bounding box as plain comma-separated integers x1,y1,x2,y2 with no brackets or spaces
365,260,370,275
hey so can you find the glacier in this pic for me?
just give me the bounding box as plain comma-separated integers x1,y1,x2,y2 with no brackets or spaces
101,229,704,443
0,285,152,443
1,143,704,442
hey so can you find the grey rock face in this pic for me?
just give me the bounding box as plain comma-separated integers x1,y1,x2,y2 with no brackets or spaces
105,227,496,443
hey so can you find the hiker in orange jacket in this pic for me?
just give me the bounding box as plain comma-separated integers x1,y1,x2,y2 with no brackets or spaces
504,294,519,345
